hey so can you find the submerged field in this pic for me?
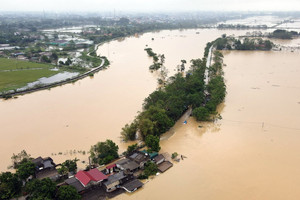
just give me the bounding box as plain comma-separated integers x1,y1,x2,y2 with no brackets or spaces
0,58,61,93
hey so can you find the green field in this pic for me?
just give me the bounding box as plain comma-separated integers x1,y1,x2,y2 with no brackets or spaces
0,58,60,93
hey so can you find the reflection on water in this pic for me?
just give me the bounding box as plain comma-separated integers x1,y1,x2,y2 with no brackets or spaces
0,28,300,199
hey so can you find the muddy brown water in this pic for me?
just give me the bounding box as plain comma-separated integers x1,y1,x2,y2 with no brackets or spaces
1,29,300,199
116,50,300,200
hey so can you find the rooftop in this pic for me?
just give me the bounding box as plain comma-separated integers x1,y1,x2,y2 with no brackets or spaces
157,161,173,173
103,171,127,186
116,158,139,171
153,154,165,163
121,179,144,192
75,168,108,186
65,177,85,192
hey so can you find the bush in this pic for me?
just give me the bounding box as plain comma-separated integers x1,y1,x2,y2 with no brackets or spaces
171,152,178,159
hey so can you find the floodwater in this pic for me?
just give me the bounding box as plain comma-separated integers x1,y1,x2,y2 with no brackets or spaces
117,50,300,200
0,28,249,170
1,28,300,199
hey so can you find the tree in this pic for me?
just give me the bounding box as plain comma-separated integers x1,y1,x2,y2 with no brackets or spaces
180,59,186,72
0,172,22,200
138,118,155,138
90,140,119,165
57,185,81,200
145,135,160,152
126,144,138,156
16,161,36,181
138,161,158,179
58,159,78,175
65,58,72,66
25,178,56,200
193,107,210,121
10,150,32,169
41,55,51,63
51,52,58,61
121,121,138,141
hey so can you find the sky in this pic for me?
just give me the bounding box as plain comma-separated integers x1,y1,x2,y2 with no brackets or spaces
1,0,300,12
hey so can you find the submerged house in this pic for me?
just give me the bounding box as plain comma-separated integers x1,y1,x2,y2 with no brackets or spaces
32,157,58,180
75,168,108,188
128,151,150,169
153,154,165,165
103,171,131,192
116,158,139,172
65,177,85,193
121,179,144,193
105,163,117,175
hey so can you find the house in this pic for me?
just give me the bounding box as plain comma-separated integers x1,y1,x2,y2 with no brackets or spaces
48,40,69,47
157,161,173,173
75,168,107,188
116,158,139,172
128,151,150,169
140,150,158,159
121,179,144,193
102,171,132,192
32,157,58,180
32,157,56,171
153,154,165,165
65,177,85,193
105,163,117,175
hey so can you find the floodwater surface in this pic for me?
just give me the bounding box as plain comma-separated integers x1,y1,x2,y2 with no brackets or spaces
0,29,247,171
0,28,300,199
117,50,300,200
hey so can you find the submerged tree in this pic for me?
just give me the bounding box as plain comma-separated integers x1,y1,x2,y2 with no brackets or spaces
145,135,160,152
90,140,119,165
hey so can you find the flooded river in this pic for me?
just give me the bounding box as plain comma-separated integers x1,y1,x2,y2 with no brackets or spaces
1,28,300,199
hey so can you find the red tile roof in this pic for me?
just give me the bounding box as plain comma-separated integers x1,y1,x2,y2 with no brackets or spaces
106,164,116,169
75,168,107,186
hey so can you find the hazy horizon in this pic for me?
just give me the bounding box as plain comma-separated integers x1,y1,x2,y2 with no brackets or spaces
1,0,300,12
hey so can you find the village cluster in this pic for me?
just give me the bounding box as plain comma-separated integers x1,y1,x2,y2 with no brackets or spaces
31,150,174,197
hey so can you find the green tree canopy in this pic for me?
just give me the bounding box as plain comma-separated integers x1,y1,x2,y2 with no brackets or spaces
58,159,78,175
0,172,22,200
145,135,161,152
57,185,81,200
90,140,119,165
25,178,56,200
121,121,138,141
16,160,36,181
193,107,210,121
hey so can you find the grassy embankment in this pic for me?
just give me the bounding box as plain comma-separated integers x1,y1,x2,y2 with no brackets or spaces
0,58,61,93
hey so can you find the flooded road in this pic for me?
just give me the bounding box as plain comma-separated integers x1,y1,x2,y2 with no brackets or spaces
1,28,300,199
